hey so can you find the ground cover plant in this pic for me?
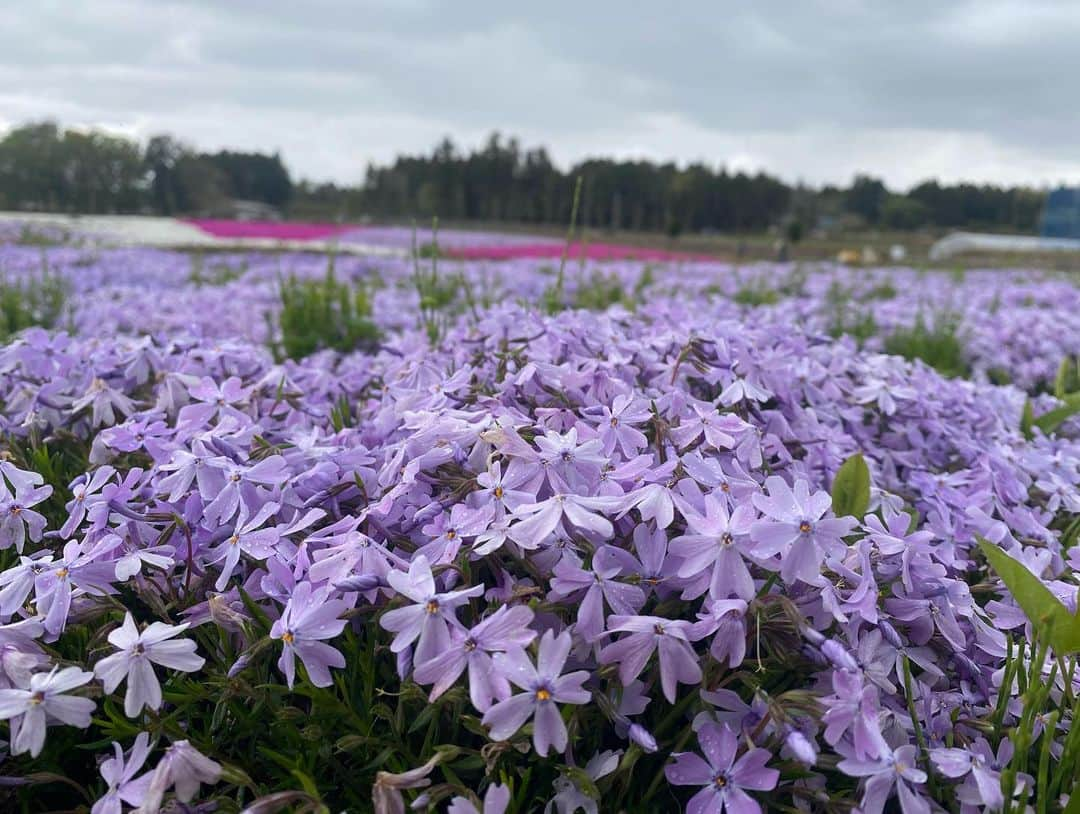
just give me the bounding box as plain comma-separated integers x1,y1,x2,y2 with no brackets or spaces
0,229,1077,812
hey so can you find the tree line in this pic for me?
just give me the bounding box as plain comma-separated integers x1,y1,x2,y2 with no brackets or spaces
0,121,1052,234
0,123,291,217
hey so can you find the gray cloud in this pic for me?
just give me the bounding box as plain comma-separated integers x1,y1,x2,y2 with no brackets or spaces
1,0,1079,188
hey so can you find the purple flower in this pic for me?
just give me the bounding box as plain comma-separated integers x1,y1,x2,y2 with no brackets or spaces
33,540,118,636
474,460,532,521
838,743,930,814
670,494,758,600
418,502,494,564
931,737,1014,810
669,403,749,451
689,600,748,669
598,394,650,457
110,527,176,582
136,739,221,814
446,783,510,814
413,604,536,712
508,493,623,549
92,731,153,814
600,615,702,703
380,555,483,666
719,376,770,406
94,612,203,717
72,377,136,428
0,665,95,757
0,464,51,553
61,466,117,538
270,580,350,688
180,375,251,427
202,455,289,525
0,618,48,688
533,427,607,492
549,546,645,642
206,500,282,591
852,378,916,416
821,669,887,760
482,630,590,756
750,475,856,585
547,749,621,814
665,722,779,814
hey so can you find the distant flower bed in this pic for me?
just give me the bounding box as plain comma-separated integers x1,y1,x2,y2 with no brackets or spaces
184,218,356,241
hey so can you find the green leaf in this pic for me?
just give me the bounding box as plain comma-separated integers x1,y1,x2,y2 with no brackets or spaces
219,762,257,789
977,537,1080,654
1032,392,1080,437
1020,399,1034,440
237,586,272,636
1054,356,1079,400
290,767,322,800
831,453,871,518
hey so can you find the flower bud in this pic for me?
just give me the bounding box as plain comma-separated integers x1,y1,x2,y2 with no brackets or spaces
878,620,903,649
628,723,658,753
785,729,818,766
821,639,859,672
334,574,381,592
227,655,250,678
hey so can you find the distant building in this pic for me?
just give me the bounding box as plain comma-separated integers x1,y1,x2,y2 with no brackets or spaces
930,187,1080,260
1041,187,1080,239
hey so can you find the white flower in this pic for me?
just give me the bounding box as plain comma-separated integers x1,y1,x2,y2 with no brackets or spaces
94,613,204,717
0,665,95,757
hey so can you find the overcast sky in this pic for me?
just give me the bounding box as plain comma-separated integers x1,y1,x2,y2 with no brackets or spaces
2,0,1079,190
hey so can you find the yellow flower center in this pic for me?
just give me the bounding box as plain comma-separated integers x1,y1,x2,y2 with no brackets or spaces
425,600,440,615
799,521,812,534
535,688,551,702
281,631,295,644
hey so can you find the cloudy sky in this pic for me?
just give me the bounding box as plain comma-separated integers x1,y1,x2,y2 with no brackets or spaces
2,0,1079,189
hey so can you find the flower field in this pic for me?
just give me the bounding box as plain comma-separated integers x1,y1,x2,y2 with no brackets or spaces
0,228,1079,813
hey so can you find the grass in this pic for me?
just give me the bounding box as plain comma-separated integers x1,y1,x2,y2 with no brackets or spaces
271,259,380,360
823,282,878,344
12,224,71,247
0,269,70,341
732,284,780,306
188,253,247,287
883,313,970,378
411,220,477,344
